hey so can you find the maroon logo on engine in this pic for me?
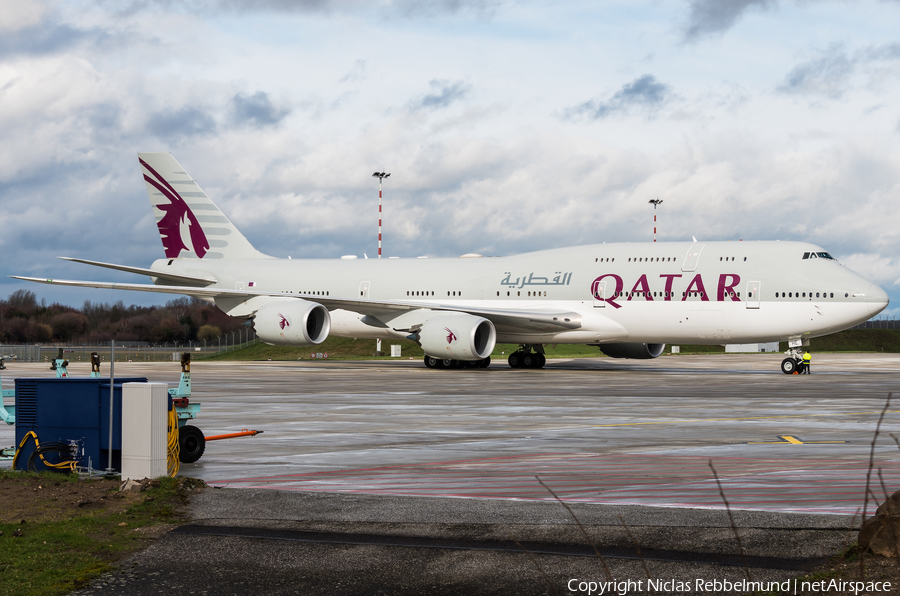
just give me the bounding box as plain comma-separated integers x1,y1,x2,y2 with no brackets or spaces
444,328,458,344
140,158,210,259
278,313,290,330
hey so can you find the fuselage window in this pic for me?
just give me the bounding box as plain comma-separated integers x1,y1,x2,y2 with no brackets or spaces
507,291,510,296
802,292,806,297
517,291,520,296
816,292,820,297
830,293,834,298
743,257,747,261
845,293,849,297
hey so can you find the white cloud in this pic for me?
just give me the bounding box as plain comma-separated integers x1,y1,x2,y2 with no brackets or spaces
0,0,50,32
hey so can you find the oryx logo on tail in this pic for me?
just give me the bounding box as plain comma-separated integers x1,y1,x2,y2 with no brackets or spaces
140,158,210,259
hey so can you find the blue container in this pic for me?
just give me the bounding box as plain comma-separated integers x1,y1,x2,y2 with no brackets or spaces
14,377,147,472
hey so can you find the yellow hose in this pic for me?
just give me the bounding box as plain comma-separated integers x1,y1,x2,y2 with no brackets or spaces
12,431,77,473
167,409,180,477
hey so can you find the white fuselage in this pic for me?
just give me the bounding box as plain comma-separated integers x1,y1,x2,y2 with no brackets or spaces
152,240,888,346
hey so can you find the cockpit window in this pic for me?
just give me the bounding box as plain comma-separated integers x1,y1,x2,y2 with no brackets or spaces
802,251,836,261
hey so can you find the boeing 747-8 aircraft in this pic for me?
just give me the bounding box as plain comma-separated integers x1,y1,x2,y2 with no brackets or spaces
12,153,889,373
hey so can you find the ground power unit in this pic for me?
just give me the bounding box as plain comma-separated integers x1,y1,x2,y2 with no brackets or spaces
13,377,147,473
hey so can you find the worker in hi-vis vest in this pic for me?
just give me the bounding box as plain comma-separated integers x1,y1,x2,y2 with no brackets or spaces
801,350,811,374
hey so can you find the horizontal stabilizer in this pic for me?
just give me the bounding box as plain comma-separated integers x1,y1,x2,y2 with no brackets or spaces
59,257,217,287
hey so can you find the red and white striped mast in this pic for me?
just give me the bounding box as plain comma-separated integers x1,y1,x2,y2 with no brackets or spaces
648,198,663,242
372,171,390,258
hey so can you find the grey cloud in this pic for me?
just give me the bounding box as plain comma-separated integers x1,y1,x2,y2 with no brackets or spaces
779,43,900,98
0,24,89,57
391,0,504,17
778,47,854,98
682,0,776,42
339,59,367,83
111,0,501,16
232,92,290,127
409,80,470,111
146,106,216,142
564,75,672,120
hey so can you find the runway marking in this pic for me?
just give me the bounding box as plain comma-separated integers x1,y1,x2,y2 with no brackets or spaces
593,410,900,427
209,453,900,515
748,435,848,445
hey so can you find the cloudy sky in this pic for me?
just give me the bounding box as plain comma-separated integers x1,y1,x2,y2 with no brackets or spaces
2,0,900,316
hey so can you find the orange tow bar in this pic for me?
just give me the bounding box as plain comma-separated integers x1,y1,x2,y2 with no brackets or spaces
204,429,264,442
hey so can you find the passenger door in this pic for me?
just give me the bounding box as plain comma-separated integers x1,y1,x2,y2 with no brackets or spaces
746,281,760,309
592,279,607,308
682,244,704,272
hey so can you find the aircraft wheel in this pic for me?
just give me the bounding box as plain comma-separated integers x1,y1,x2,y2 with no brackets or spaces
535,353,546,369
781,358,798,375
443,359,458,369
522,353,535,368
424,356,439,369
179,425,206,464
508,353,521,368
479,356,491,369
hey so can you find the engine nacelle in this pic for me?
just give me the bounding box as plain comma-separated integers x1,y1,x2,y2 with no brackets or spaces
418,314,496,361
596,342,665,359
253,300,331,346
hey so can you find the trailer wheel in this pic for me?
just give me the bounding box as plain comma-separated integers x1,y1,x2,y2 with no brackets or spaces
179,425,206,463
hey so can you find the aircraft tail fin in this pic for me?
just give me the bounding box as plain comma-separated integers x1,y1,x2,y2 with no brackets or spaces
138,152,270,260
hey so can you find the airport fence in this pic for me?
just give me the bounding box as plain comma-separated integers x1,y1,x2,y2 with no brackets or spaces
851,317,900,330
0,329,260,364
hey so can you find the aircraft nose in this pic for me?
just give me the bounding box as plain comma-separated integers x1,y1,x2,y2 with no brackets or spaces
868,283,890,316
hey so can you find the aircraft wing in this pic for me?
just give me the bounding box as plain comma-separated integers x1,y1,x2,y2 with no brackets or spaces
58,257,217,286
10,276,583,332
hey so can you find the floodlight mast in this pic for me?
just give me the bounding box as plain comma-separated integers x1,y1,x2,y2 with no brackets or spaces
372,172,390,258
649,198,663,242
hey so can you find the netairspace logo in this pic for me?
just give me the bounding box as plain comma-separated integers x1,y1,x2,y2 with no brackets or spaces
566,578,892,595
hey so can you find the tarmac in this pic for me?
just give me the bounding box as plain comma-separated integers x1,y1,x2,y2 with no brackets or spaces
3,353,899,595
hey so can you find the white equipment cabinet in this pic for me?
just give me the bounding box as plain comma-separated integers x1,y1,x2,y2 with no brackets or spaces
121,382,168,480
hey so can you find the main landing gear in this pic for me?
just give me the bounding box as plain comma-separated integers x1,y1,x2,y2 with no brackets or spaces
507,345,546,369
424,356,491,369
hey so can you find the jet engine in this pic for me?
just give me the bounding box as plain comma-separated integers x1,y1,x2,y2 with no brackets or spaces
596,342,665,359
417,314,496,361
253,300,331,346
